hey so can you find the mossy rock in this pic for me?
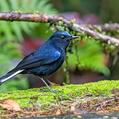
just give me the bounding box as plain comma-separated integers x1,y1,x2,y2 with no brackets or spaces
0,80,119,118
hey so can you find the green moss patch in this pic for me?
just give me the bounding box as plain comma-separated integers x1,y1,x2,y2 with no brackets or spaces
0,80,118,107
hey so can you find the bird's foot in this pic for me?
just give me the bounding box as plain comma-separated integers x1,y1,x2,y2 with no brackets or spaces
39,78,60,93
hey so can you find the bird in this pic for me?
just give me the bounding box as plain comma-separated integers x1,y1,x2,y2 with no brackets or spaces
0,31,78,90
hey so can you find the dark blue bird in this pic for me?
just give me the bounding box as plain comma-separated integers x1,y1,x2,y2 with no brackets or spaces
0,31,78,87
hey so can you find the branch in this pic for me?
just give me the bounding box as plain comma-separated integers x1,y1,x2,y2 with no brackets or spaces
99,23,119,31
63,20,119,46
83,23,119,32
0,12,61,23
0,12,119,46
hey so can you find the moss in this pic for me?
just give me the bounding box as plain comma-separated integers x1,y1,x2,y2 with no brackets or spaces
0,80,118,108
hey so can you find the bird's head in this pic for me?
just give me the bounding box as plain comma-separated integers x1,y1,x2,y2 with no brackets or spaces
49,31,78,49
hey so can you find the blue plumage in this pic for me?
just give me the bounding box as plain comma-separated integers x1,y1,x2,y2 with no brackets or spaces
0,31,78,85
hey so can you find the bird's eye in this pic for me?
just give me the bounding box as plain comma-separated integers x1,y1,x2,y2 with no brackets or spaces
61,35,65,39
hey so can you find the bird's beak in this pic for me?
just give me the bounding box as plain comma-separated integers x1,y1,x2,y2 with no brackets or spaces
71,36,79,40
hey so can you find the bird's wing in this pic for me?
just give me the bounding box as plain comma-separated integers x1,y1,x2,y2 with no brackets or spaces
15,50,61,70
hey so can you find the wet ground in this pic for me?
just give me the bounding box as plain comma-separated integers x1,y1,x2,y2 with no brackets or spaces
23,113,119,119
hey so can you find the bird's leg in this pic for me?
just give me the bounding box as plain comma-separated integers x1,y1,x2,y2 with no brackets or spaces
39,77,56,92
39,77,51,90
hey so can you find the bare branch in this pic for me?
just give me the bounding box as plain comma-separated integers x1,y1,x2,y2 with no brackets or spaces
0,12,60,23
0,12,119,46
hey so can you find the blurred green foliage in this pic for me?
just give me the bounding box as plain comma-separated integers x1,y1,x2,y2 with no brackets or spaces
0,42,21,74
52,0,119,22
67,37,110,76
0,0,56,41
0,76,29,92
100,0,119,22
51,0,102,15
0,0,56,91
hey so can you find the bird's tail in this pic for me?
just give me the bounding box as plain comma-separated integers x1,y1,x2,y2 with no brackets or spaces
0,69,23,85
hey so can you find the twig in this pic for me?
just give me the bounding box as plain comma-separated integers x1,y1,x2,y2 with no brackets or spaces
91,97,119,111
0,12,119,46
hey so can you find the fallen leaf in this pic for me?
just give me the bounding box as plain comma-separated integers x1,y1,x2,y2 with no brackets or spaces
0,99,21,111
55,109,62,115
